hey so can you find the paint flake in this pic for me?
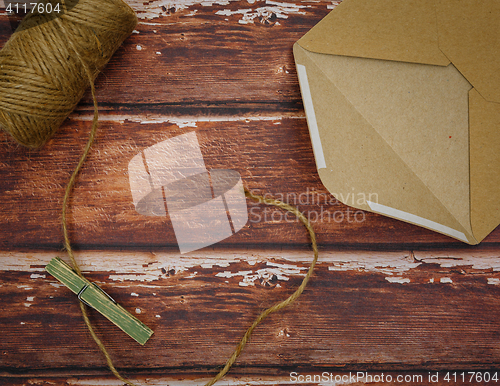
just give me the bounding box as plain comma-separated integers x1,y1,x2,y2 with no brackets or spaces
216,264,302,286
217,3,305,24
385,277,410,284
327,0,341,9
4,250,500,286
127,0,307,23
127,0,234,20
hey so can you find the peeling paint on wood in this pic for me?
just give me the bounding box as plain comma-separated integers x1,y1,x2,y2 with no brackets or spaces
71,113,298,127
1,373,495,386
127,0,232,20
3,259,500,371
125,0,326,22
2,248,500,286
215,0,308,25
1,0,500,380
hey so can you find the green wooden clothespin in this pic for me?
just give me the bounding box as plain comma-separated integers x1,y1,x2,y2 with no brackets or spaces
45,257,154,345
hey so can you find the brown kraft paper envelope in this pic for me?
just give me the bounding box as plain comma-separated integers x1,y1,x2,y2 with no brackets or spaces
293,0,500,244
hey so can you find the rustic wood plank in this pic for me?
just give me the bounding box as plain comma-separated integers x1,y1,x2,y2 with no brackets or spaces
2,248,500,371
2,118,497,249
3,371,500,386
84,0,331,107
2,0,499,383
1,2,498,247
1,0,330,108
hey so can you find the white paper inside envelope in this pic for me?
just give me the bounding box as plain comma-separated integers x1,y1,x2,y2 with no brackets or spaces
128,132,248,253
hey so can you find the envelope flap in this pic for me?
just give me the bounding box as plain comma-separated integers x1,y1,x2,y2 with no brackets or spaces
293,43,474,243
469,89,500,241
436,0,500,103
297,0,450,66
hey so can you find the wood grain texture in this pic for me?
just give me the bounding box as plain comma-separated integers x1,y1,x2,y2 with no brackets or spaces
3,372,500,386
0,118,498,249
0,0,498,248
1,0,325,107
2,248,500,372
1,0,500,383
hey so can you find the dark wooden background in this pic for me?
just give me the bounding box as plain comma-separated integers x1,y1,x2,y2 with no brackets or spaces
1,0,500,385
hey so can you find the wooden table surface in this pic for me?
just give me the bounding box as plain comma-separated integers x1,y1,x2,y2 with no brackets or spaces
1,0,500,385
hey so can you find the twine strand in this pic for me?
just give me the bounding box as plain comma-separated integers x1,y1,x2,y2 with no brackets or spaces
58,16,98,276
204,188,319,386
58,19,136,385
1,1,319,383
79,302,137,386
63,119,319,385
